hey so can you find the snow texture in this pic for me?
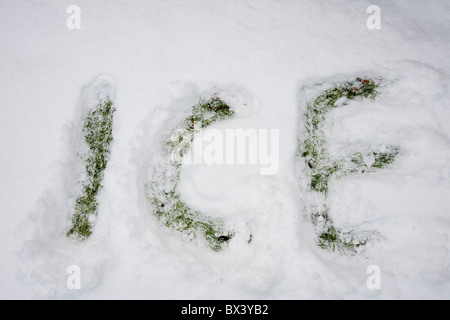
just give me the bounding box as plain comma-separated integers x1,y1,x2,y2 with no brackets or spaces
1,0,450,299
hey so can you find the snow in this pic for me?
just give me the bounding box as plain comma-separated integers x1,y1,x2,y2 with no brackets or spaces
1,0,450,299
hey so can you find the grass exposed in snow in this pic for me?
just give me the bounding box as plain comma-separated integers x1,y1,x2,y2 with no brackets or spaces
311,209,369,252
168,97,235,165
149,96,236,251
300,78,399,252
67,98,116,240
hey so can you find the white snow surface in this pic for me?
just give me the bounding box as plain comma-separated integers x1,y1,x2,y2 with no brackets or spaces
1,0,450,299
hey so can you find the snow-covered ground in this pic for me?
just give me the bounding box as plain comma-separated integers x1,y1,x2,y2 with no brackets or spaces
1,0,450,299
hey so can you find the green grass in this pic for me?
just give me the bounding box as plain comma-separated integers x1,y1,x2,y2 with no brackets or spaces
300,78,399,252
371,148,399,169
151,191,234,251
168,97,235,167
149,96,236,251
67,98,115,240
311,209,369,252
